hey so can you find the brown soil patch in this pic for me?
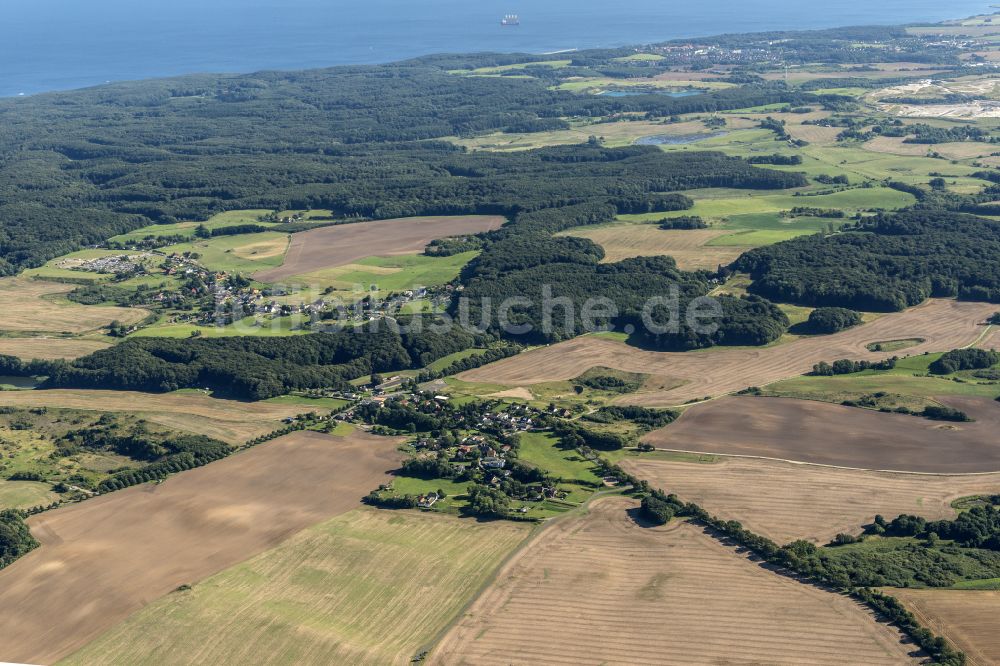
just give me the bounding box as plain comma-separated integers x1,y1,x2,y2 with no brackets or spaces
0,337,110,360
887,589,1000,666
0,389,308,444
486,387,534,400
0,430,403,665
560,225,741,270
0,278,149,334
642,395,1000,473
430,497,917,665
458,299,996,406
231,236,289,260
254,216,505,283
622,455,1000,544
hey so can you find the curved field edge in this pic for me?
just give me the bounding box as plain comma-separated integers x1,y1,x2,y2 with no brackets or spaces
621,454,1000,545
455,299,997,406
428,496,918,665
60,509,531,666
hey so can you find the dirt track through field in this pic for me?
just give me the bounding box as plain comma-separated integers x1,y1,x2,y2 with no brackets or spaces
643,395,1000,473
430,497,917,665
887,590,1000,666
254,215,505,283
622,455,1000,544
0,389,306,444
0,430,402,665
457,299,997,406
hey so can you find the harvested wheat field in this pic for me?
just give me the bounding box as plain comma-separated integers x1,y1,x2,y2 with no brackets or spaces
0,430,402,665
864,136,931,156
254,215,505,283
621,455,1000,544
559,225,741,270
431,497,917,665
643,395,1000,473
887,589,1000,666
0,278,149,334
63,509,530,666
786,122,842,145
0,337,109,360
458,299,996,406
0,389,309,444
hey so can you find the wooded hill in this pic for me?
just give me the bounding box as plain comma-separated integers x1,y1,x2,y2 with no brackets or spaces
0,59,832,276
734,210,1000,311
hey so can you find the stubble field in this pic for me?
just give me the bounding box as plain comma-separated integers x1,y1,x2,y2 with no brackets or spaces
558,225,741,270
0,389,310,444
0,278,149,334
621,454,1000,544
62,508,531,666
430,497,917,665
887,589,1000,666
457,299,997,406
0,337,110,360
0,430,402,665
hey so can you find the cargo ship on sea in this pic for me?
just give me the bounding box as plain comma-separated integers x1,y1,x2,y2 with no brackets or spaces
501,14,520,26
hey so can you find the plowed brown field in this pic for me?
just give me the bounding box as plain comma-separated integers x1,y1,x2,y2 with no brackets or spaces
457,299,996,406
0,430,402,665
430,497,917,665
622,455,1000,544
641,395,1000,473
254,215,505,283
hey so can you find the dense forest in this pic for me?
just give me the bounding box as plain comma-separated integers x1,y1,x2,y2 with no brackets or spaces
734,210,1000,310
37,323,484,400
0,56,827,275
0,510,37,570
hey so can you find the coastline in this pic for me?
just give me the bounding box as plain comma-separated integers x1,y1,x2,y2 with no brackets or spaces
1,0,993,99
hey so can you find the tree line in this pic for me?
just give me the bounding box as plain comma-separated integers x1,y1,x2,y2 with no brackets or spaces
735,210,1000,310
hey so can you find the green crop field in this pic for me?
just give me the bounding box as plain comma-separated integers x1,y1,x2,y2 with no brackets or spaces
61,508,531,666
0,480,58,510
131,314,312,338
517,431,603,486
621,187,916,228
766,353,1000,406
161,232,290,274
290,251,477,296
109,210,279,243
424,348,489,372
